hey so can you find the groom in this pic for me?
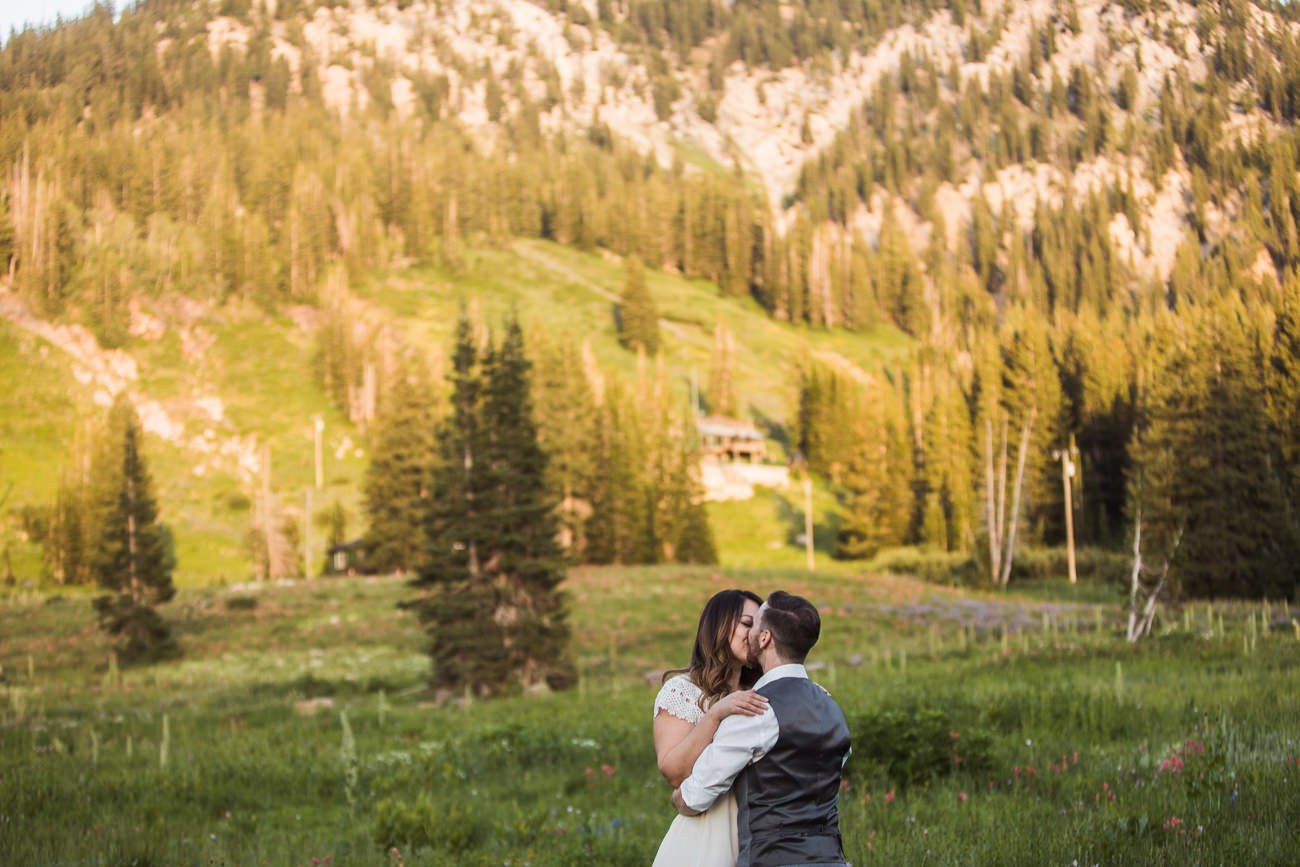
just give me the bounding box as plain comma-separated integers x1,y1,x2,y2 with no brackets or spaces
672,590,851,867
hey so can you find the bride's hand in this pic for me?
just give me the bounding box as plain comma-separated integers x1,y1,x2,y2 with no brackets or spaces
709,690,768,720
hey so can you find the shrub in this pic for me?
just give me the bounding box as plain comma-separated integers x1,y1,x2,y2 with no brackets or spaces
870,548,980,586
1009,547,1128,587
372,795,488,852
843,705,993,789
225,595,258,610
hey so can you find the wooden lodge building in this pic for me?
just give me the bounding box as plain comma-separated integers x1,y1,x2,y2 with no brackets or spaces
697,416,766,463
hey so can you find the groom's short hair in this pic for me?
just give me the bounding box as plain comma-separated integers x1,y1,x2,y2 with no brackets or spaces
762,591,821,663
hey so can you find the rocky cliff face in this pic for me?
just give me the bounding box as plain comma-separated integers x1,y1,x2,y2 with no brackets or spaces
202,0,1285,283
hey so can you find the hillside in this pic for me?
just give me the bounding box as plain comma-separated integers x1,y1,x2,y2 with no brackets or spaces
0,239,907,585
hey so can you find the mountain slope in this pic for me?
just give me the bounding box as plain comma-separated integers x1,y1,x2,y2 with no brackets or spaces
0,239,909,585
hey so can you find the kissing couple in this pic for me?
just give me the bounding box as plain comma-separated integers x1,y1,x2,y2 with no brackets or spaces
652,589,851,867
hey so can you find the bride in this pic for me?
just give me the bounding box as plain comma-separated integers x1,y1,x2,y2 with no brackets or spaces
652,589,768,867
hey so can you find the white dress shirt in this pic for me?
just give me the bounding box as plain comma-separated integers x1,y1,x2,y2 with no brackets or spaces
677,663,808,813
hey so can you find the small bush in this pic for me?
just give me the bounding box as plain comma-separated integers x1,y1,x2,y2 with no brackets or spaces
1009,547,1128,586
225,595,258,610
871,548,980,586
843,705,994,789
373,795,488,853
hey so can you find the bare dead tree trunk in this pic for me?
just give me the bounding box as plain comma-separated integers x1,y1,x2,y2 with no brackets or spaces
985,417,1001,581
1126,506,1144,641
996,417,1009,566
997,412,1035,588
1126,510,1181,642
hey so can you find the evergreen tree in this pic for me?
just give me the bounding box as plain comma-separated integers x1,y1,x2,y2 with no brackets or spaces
835,385,913,559
477,318,575,690
1129,305,1300,599
363,369,436,574
414,314,507,695
89,395,178,663
618,254,660,355
412,315,573,697
531,330,601,557
1267,279,1300,511
586,383,653,564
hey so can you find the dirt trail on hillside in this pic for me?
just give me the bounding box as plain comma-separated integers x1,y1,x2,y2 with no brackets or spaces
512,243,690,340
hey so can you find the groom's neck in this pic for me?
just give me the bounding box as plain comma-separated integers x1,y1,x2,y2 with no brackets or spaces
760,653,800,673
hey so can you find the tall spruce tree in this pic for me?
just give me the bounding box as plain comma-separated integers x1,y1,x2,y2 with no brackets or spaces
363,369,436,574
530,330,601,557
479,318,574,690
835,384,913,559
412,314,573,697
90,395,178,663
1129,305,1300,599
618,254,660,355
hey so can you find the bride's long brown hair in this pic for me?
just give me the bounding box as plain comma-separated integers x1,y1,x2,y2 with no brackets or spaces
664,589,763,710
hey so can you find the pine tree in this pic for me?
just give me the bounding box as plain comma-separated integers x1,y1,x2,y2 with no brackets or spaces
412,315,573,697
835,385,913,559
531,330,601,557
1129,304,1300,599
707,322,737,416
477,318,575,690
587,383,653,564
363,369,436,574
413,314,503,694
89,395,178,663
1267,278,1300,511
618,254,660,355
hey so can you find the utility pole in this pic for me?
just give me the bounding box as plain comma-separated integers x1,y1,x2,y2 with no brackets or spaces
304,487,313,580
313,416,324,489
1054,440,1078,585
261,442,273,582
803,476,815,572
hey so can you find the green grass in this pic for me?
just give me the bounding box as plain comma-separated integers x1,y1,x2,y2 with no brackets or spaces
2,566,1297,864
0,319,95,505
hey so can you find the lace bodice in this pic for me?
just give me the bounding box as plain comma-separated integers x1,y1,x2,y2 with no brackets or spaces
653,674,706,724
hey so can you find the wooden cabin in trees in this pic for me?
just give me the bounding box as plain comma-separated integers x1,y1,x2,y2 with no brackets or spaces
697,416,766,463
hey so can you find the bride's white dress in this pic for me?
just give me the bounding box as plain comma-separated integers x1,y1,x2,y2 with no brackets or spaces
651,675,740,867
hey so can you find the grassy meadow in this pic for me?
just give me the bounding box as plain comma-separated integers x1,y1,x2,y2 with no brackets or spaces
3,566,1299,865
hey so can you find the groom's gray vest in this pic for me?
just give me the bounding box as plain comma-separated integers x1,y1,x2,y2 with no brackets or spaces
734,676,851,867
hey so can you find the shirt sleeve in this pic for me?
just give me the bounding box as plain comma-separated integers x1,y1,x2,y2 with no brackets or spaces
678,706,779,813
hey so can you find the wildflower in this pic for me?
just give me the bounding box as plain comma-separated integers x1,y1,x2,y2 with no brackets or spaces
885,790,896,804
1072,751,1079,765
601,763,615,777
1163,817,1183,831
958,792,968,801
584,767,594,778
949,730,960,740
863,792,871,804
